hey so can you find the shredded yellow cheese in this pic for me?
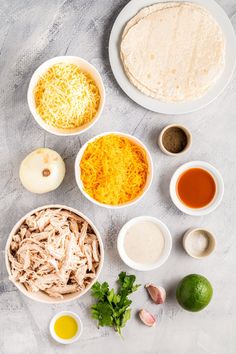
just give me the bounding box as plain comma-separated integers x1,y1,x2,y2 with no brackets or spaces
80,134,149,205
34,63,100,129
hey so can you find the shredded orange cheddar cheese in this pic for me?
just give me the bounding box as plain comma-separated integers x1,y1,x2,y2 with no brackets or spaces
34,63,100,129
80,134,149,205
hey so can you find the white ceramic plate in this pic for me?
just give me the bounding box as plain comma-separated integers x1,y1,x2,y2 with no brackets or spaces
109,0,236,114
75,132,153,209
117,216,172,271
169,161,224,215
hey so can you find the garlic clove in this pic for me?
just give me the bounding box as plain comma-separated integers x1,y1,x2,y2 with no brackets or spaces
139,309,156,327
19,148,65,194
145,283,166,304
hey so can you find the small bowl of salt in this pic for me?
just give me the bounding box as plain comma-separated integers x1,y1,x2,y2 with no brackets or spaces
183,228,216,259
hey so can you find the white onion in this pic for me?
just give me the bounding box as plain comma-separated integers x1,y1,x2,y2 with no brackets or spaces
19,148,65,194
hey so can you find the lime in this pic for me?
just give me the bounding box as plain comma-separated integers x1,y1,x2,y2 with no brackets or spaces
176,274,213,312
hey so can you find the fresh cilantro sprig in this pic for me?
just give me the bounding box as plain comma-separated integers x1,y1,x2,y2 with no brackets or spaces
91,272,140,335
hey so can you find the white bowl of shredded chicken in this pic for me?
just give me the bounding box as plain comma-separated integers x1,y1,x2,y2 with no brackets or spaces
5,205,104,303
27,56,105,136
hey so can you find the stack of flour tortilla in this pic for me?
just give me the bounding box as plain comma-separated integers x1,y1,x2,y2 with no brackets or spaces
120,2,225,102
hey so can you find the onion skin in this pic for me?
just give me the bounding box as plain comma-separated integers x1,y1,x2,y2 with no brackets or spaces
19,148,65,194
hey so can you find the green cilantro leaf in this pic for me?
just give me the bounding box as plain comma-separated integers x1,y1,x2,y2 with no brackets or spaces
90,272,140,335
91,281,109,301
91,302,113,327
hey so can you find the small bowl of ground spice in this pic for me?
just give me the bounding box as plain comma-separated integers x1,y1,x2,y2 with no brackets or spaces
158,124,192,156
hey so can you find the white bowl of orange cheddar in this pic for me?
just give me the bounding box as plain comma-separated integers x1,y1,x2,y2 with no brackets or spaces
75,132,153,209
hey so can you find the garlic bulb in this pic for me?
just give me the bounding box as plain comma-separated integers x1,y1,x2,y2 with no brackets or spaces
19,148,65,194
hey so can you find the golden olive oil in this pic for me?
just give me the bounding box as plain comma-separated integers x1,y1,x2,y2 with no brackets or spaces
54,315,78,340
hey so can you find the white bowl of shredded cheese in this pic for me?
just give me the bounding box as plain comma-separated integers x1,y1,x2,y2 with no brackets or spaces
27,56,105,136
75,132,153,209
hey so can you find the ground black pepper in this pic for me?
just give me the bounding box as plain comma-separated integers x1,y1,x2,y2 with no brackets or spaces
162,127,188,153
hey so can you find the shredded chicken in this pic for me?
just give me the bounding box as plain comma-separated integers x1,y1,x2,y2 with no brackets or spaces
8,208,101,298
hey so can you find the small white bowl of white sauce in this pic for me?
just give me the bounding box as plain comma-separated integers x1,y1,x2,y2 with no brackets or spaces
117,216,172,271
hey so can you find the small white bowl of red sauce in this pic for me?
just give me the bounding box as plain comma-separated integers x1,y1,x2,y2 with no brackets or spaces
170,161,224,216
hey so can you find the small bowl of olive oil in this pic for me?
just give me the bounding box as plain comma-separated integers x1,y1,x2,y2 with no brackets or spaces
50,311,83,344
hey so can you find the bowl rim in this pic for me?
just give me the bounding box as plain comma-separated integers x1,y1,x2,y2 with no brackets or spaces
117,216,172,271
182,227,216,259
5,204,104,304
74,131,154,209
158,124,192,156
169,161,224,216
49,310,83,344
27,55,105,136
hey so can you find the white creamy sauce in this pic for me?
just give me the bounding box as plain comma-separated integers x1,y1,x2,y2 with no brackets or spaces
124,221,165,264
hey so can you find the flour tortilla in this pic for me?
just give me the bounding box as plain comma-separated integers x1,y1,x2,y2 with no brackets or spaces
120,2,225,102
